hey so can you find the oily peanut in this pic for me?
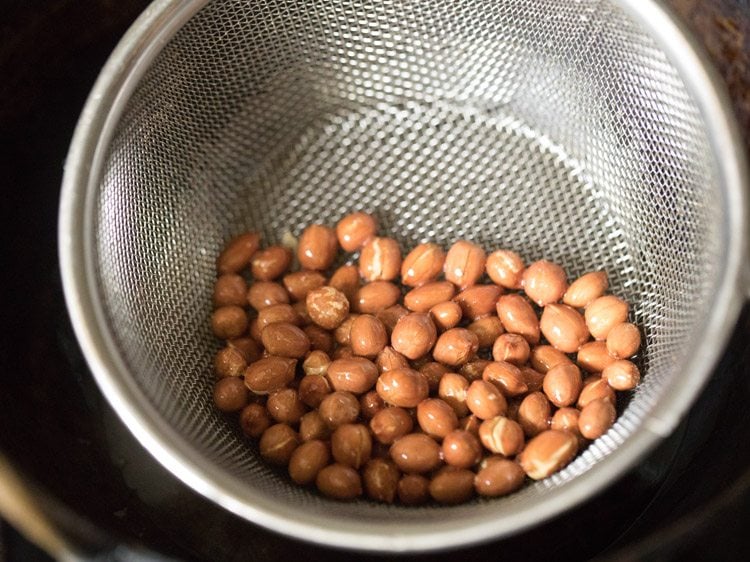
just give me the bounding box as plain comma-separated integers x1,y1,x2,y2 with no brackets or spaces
318,391,360,429
213,377,249,412
521,367,546,393
259,423,299,466
577,341,616,372
303,326,333,354
468,316,506,349
332,346,355,360
474,458,526,497
375,346,409,373
333,314,357,346
390,433,442,474
267,388,307,424
302,350,331,376
293,300,313,325
213,274,248,307
354,281,401,313
360,390,385,420
299,410,331,442
492,333,530,365
454,284,503,320
486,249,524,289
359,237,402,282
401,243,446,287
370,407,414,445
483,361,528,397
391,313,437,360
460,359,492,382
432,328,479,366
375,304,409,335
585,295,629,340
419,362,450,393
350,315,388,358
261,322,310,358
283,270,327,301
442,430,482,469
247,281,290,311
217,231,261,274
306,286,350,330
496,294,540,344
417,398,459,439
606,323,641,359
578,398,616,439
404,281,456,313
529,345,572,374
397,474,431,505
603,359,641,391
239,403,271,438
298,375,332,408
214,346,247,378
326,357,379,394
288,440,330,485
316,463,363,500
460,414,482,437
228,337,261,363
376,368,429,408
244,356,297,394
577,376,616,408
430,301,463,331
466,380,508,420
563,271,609,308
298,224,338,271
429,466,475,505
517,392,551,437
518,429,578,480
336,212,378,252
249,318,263,344
251,245,292,281
257,303,303,332
328,264,360,305
362,458,400,503
551,407,582,436
331,423,372,469
444,240,486,289
542,363,582,408
522,260,567,306
540,304,590,353
438,372,470,417
211,306,248,339
478,416,525,456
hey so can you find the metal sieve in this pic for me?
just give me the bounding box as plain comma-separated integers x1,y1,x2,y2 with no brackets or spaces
59,0,749,552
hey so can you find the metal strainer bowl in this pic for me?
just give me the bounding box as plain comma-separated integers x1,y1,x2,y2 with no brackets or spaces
59,0,748,552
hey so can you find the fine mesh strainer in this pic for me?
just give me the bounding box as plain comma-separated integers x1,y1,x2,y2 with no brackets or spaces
59,0,748,552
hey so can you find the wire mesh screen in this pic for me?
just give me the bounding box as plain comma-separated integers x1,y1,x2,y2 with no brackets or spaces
93,0,720,525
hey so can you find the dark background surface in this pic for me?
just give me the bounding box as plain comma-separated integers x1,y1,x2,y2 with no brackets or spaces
1,1,749,560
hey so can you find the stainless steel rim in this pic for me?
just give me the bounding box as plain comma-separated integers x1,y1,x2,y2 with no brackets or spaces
59,0,749,551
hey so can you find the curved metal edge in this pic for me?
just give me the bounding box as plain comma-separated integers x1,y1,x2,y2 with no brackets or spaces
58,0,749,554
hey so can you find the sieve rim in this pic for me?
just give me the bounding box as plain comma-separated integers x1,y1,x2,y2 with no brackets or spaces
58,0,749,552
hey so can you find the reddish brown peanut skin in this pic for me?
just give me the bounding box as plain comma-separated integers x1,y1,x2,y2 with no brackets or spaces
579,398,616,440
578,377,616,408
228,337,261,363
211,306,248,339
429,467,475,505
259,424,300,466
454,284,503,321
370,407,414,445
529,345,572,374
213,274,248,307
239,403,271,438
302,350,331,376
318,391,360,429
518,429,578,480
306,287,350,330
316,464,363,500
247,282,290,311
486,249,524,289
299,411,331,442
417,398,459,439
217,231,261,274
398,474,431,505
390,433,442,474
213,377,249,412
475,458,526,497
257,303,303,332
442,430,482,468
466,380,508,420
376,346,410,373
433,328,479,367
350,315,388,358
431,301,463,331
585,295,629,340
336,212,377,252
603,360,641,391
244,356,297,395
551,408,582,436
606,323,641,359
518,392,552,437
461,359,492,382
288,440,330,485
540,304,590,353
496,294,540,344
360,391,386,420
563,271,609,308
478,416,525,456
522,260,567,307
266,388,306,424
261,322,310,358
521,367,546,393
438,372,470,417
329,265,360,305
331,424,372,469
542,363,583,408
391,313,438,360
354,281,401,314
376,368,429,408
577,341,616,373
251,245,293,281
306,324,335,351
214,346,247,378
298,375,332,408
483,361,528,397
419,362,450,393
359,237,402,282
444,240,486,289
283,270,327,302
376,305,409,335
326,357,379,395
363,458,401,503
298,224,338,271
492,333,530,366
404,281,456,313
468,316,506,349
401,243,446,287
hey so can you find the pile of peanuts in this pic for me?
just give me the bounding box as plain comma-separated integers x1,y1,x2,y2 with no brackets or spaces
210,212,641,505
